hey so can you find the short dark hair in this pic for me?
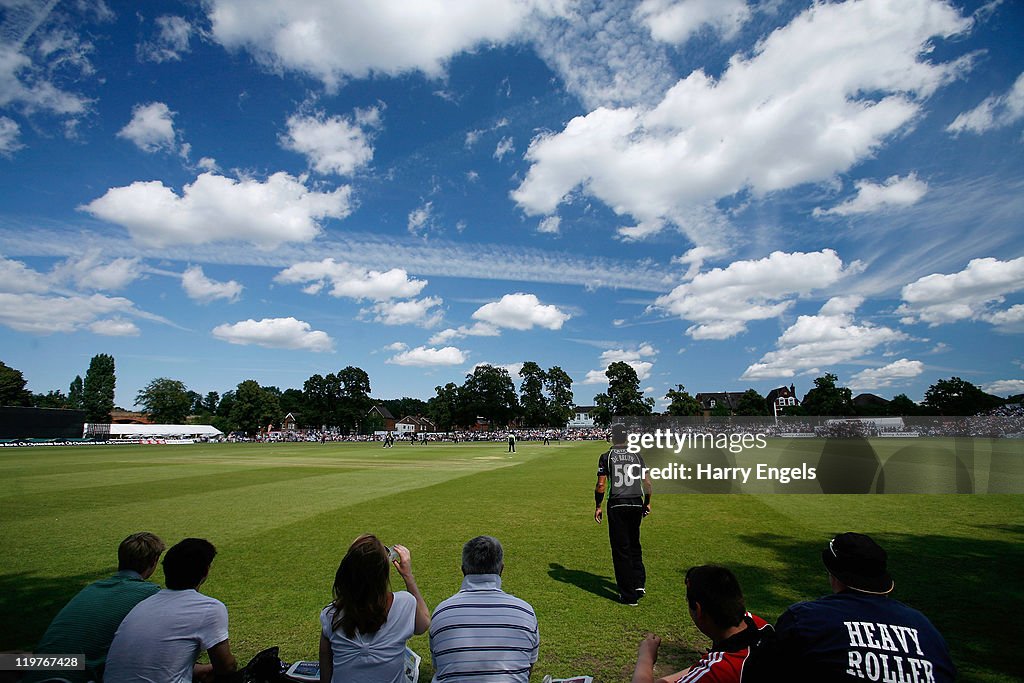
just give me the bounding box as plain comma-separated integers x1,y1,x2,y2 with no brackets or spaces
118,532,165,573
462,535,503,575
163,538,217,590
685,565,746,630
610,423,627,445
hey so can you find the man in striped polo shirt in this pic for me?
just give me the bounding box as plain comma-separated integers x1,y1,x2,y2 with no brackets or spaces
429,536,539,682
28,532,166,683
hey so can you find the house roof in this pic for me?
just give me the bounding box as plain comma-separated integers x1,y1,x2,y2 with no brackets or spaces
853,393,890,407
766,385,799,404
694,392,746,409
369,404,395,420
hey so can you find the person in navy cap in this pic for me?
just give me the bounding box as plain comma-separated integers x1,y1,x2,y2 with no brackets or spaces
745,532,955,682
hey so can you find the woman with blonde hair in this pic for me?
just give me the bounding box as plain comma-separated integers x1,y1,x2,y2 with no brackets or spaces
319,534,430,683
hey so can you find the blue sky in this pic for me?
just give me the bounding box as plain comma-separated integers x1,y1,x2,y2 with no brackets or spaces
1,0,1022,410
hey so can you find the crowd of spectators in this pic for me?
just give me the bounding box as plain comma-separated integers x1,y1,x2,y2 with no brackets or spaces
27,530,956,683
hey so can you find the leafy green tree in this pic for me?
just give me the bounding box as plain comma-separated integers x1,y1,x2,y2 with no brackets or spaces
68,375,84,410
302,373,336,428
923,377,1002,416
382,397,429,419
136,378,192,424
519,362,548,426
280,388,305,419
83,353,116,423
709,402,731,417
427,383,460,431
0,361,32,406
887,394,919,417
336,366,373,433
201,391,220,415
592,362,654,427
229,380,281,435
664,384,701,416
461,365,519,428
32,390,68,408
735,389,769,416
800,373,854,416
217,390,235,418
544,365,574,428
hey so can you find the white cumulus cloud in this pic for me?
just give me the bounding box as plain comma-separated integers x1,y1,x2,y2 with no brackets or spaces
814,174,929,217
583,343,657,384
182,265,243,303
982,379,1024,397
947,71,1024,135
89,318,140,337
0,256,54,293
117,102,180,154
212,317,333,352
281,108,378,176
206,0,564,89
387,345,467,367
365,297,444,327
275,258,427,301
50,250,143,291
81,172,352,248
637,0,751,44
897,256,1024,326
513,0,970,243
0,292,138,334
848,358,924,391
472,292,571,331
654,250,857,340
742,297,908,379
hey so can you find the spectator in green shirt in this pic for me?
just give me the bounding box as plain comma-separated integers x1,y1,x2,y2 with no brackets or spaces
29,532,166,683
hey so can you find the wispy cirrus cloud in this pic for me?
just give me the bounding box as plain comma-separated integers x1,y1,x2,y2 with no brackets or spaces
1,226,673,292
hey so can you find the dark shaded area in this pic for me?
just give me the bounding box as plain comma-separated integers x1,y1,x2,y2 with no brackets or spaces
547,563,620,602
816,437,883,493
0,567,115,650
730,529,1024,681
0,407,85,439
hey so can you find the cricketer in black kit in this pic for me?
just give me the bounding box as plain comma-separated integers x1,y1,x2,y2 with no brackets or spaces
594,423,653,605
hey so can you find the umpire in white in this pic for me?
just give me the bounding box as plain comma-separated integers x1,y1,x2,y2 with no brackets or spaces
594,423,652,605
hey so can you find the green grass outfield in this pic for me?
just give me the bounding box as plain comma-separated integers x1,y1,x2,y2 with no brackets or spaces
1,440,1022,682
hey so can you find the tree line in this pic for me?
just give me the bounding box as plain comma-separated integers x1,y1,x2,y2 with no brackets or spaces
0,356,1017,436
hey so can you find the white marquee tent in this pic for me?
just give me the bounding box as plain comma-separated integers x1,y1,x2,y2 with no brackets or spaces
84,424,222,439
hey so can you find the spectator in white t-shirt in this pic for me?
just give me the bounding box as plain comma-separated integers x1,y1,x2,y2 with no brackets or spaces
105,538,237,683
320,534,430,683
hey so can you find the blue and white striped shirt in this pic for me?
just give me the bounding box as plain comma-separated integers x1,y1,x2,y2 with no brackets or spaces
429,574,539,682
